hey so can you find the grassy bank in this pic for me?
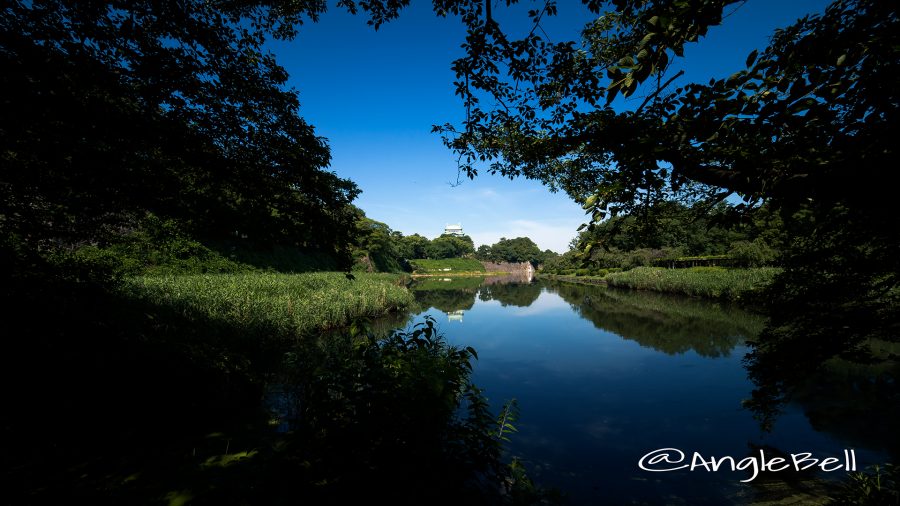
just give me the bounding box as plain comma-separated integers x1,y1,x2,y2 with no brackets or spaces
409,258,486,274
4,252,538,504
124,272,415,336
604,266,780,301
538,273,608,285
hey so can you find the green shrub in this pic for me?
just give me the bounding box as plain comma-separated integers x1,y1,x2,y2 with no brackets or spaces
728,238,779,267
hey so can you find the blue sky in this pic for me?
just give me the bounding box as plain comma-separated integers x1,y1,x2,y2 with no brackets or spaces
270,1,829,252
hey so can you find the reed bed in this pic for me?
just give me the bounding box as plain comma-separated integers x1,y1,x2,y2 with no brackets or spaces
123,272,414,335
604,266,780,301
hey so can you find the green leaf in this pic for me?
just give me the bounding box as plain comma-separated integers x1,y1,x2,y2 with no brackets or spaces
745,49,758,68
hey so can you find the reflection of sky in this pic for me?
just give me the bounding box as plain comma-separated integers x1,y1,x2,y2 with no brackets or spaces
502,291,572,317
408,285,889,505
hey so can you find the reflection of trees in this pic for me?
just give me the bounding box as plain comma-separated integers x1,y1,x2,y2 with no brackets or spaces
478,282,542,307
412,288,477,313
545,281,764,357
768,352,900,457
411,277,482,313
412,277,483,291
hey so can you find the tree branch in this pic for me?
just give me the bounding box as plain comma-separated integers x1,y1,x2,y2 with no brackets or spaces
637,70,684,112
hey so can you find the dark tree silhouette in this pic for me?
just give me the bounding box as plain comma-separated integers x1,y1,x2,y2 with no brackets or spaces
2,0,358,255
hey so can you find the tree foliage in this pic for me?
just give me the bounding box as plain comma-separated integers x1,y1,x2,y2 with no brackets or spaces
406,0,897,425
398,233,431,260
350,209,411,272
426,0,893,219
1,0,360,259
480,236,546,265
425,234,475,259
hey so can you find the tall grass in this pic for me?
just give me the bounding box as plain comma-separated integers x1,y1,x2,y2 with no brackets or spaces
605,266,780,301
123,272,415,336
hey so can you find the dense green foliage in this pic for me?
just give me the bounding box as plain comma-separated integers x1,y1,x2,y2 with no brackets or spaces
585,201,783,256
350,211,411,273
43,213,348,276
1,0,360,264
399,233,432,260
426,234,476,259
541,200,783,276
475,236,554,265
351,229,478,264
605,266,779,301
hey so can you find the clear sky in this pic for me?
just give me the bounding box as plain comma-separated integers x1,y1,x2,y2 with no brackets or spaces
269,0,830,253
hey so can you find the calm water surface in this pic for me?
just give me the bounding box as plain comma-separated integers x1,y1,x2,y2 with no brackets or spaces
405,277,889,505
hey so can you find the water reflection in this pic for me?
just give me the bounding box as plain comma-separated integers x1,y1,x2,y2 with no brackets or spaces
785,355,900,457
545,281,766,357
479,280,542,307
410,276,480,316
405,276,892,504
412,277,764,357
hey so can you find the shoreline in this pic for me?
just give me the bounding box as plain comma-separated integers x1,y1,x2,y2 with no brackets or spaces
537,273,608,285
410,271,511,278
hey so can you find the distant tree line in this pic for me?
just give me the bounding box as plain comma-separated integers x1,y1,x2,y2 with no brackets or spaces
350,219,556,271
543,201,782,275
349,216,480,271
475,237,556,266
